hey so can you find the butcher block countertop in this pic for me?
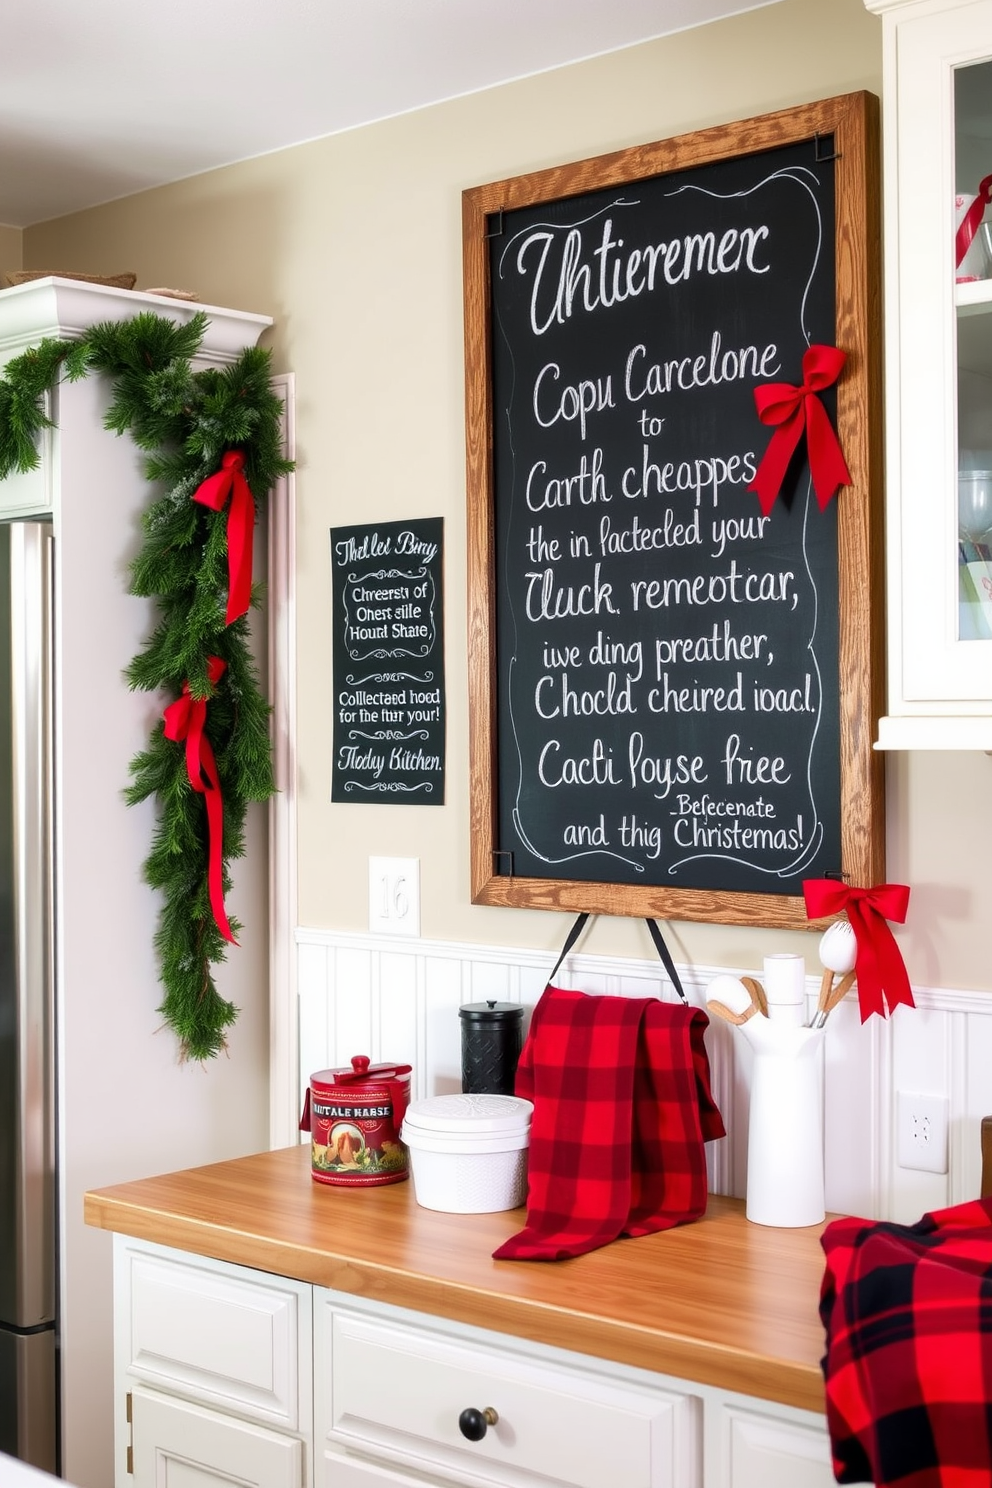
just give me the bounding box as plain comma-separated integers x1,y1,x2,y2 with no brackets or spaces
84,1143,831,1415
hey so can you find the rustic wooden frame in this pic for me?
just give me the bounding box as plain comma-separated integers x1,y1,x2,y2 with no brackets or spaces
463,92,884,928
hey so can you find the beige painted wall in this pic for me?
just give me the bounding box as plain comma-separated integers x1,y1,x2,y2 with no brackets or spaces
0,223,22,279
25,0,992,991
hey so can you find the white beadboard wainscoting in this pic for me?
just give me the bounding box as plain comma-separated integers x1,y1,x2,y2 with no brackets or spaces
297,928,992,1224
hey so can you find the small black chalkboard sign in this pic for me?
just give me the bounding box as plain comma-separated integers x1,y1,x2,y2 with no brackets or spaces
464,94,884,928
330,518,445,804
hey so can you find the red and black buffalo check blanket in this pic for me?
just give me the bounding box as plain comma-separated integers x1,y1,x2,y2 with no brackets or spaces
492,985,724,1262
820,1198,992,1486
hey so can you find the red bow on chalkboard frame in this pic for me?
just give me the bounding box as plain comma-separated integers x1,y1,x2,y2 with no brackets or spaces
748,344,852,515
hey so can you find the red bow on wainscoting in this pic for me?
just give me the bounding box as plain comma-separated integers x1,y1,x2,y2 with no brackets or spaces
163,656,237,945
803,879,914,1023
749,345,852,515
192,451,255,626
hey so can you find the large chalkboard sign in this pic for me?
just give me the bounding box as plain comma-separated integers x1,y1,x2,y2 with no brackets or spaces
331,517,445,804
463,93,883,927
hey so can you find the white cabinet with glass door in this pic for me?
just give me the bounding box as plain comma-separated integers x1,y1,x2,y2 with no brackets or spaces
867,0,992,746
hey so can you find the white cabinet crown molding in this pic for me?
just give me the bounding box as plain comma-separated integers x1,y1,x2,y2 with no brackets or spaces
864,0,953,12
0,277,271,362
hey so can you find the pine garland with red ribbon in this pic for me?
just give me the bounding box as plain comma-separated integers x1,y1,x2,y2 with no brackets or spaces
163,656,238,948
0,311,292,1059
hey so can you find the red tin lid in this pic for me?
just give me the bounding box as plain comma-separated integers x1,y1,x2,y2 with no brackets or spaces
310,1055,412,1094
300,1055,413,1133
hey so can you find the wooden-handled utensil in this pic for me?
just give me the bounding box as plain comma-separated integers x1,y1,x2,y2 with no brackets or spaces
741,975,768,1019
705,974,761,1026
811,920,857,1027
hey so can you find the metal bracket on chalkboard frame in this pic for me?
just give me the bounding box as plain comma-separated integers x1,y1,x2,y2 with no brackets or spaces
823,869,850,882
484,208,506,240
814,133,840,163
493,850,515,877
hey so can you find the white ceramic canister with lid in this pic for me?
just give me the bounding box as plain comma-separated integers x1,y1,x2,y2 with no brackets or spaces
400,1093,533,1214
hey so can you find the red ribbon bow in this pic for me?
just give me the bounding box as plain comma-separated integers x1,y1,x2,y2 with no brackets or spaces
749,345,852,515
192,451,254,626
803,878,914,1023
163,656,237,945
956,174,992,271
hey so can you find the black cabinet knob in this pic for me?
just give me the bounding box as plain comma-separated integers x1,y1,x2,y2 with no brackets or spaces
458,1405,499,1441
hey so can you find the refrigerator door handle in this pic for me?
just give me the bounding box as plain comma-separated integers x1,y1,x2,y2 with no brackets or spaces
7,521,56,1330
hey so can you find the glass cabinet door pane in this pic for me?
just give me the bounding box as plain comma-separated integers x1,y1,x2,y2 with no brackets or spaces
955,57,992,641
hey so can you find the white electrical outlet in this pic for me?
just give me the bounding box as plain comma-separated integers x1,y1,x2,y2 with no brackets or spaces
368,857,420,937
896,1091,949,1174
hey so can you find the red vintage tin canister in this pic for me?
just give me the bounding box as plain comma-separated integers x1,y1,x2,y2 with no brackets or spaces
299,1055,412,1185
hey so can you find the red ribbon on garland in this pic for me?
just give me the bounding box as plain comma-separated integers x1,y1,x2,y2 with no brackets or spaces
748,345,852,515
192,451,254,626
956,174,992,270
163,656,237,945
803,878,914,1023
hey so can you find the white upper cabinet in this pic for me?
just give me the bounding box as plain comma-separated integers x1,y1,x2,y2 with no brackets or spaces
867,0,992,746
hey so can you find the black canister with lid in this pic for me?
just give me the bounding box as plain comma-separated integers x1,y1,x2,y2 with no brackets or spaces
459,1000,524,1096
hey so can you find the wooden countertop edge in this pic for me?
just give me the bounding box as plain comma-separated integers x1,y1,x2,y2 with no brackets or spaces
83,1189,826,1414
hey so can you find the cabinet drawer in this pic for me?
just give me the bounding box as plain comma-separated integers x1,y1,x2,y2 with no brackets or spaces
719,1401,836,1488
320,1447,447,1487
118,1240,310,1429
319,1302,699,1488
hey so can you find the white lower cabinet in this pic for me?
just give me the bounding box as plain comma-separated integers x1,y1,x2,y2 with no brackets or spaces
312,1293,844,1488
113,1238,314,1488
113,1237,845,1488
713,1401,837,1488
316,1301,697,1488
130,1385,304,1488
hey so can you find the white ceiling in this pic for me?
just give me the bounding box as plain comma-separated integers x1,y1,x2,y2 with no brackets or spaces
1,0,779,230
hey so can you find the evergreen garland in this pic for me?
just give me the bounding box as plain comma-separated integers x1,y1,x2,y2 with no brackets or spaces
0,311,292,1060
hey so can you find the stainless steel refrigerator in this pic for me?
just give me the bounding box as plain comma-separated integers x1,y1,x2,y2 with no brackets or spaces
0,520,58,1473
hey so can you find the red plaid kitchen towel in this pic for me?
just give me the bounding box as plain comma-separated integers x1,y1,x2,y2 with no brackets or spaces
820,1198,992,1486
492,986,724,1262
